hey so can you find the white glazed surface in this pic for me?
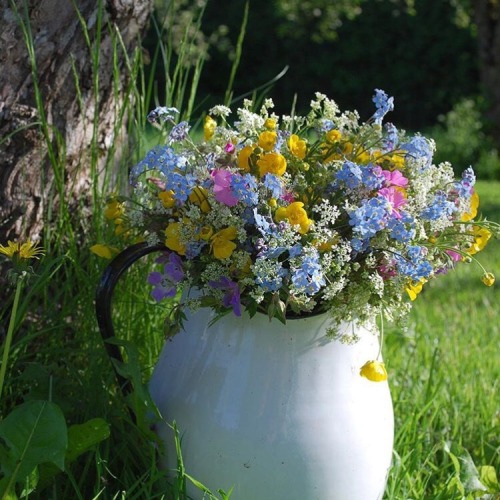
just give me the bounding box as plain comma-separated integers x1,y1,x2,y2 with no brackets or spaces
150,307,394,500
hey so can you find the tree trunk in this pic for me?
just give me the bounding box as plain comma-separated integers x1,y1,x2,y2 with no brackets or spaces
474,0,500,144
0,0,153,242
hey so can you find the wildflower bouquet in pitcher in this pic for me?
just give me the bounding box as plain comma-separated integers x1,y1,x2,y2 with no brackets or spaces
99,90,498,337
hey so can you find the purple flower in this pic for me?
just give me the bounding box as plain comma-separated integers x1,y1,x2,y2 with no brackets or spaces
209,276,242,316
148,252,184,302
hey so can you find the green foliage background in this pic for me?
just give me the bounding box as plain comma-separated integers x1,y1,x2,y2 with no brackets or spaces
151,0,478,130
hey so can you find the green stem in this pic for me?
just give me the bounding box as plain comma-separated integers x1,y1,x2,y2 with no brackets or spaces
0,275,25,402
377,312,384,360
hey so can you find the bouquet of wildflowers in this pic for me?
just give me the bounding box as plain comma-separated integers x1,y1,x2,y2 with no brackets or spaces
98,90,497,339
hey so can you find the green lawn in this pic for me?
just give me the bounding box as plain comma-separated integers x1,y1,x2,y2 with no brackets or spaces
384,180,500,499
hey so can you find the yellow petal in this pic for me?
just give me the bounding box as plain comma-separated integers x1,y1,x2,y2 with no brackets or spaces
360,360,388,382
90,244,118,259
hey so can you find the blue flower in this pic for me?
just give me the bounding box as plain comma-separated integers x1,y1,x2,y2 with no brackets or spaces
336,161,363,189
319,119,334,132
387,213,416,242
400,135,433,169
263,174,284,199
254,262,289,292
394,245,433,281
169,121,191,142
372,89,394,125
166,172,196,203
349,196,390,239
147,106,179,124
130,145,181,184
455,167,476,197
383,123,399,151
231,174,259,206
421,192,456,220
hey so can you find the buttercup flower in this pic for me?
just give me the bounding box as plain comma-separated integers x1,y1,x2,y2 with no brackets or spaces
360,360,388,382
165,222,186,255
257,152,287,177
466,226,492,255
90,244,119,260
288,134,307,159
258,131,278,152
482,272,495,287
204,116,217,141
211,227,238,260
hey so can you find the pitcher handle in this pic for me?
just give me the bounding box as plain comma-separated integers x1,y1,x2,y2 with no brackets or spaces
95,241,167,395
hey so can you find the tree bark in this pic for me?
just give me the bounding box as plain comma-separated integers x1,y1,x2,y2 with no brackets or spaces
473,0,500,144
0,0,153,242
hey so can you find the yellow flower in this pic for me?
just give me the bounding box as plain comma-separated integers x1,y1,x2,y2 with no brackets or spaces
237,145,254,172
389,153,405,170
482,272,495,287
360,360,388,382
104,200,125,220
288,134,307,159
165,222,186,255
356,150,371,164
257,152,287,177
189,186,211,213
199,226,214,241
461,191,479,222
204,115,217,141
0,240,45,261
90,244,119,260
466,226,492,255
405,279,426,301
264,118,277,130
258,131,277,152
211,227,238,260
276,202,311,234
159,190,176,209
325,129,342,143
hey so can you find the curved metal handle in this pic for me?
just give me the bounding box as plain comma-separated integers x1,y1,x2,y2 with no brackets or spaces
95,241,167,395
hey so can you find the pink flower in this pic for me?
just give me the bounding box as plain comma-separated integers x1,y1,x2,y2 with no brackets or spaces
378,187,407,219
446,249,462,262
381,169,408,188
224,143,236,154
212,169,238,206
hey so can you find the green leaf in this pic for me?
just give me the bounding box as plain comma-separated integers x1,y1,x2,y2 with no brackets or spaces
37,418,110,490
0,477,17,500
478,465,499,492
66,418,110,463
0,400,67,483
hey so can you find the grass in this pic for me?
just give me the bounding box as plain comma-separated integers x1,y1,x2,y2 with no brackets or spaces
0,2,499,499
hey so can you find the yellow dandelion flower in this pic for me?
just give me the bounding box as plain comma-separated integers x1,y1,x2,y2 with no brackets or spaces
0,240,44,261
